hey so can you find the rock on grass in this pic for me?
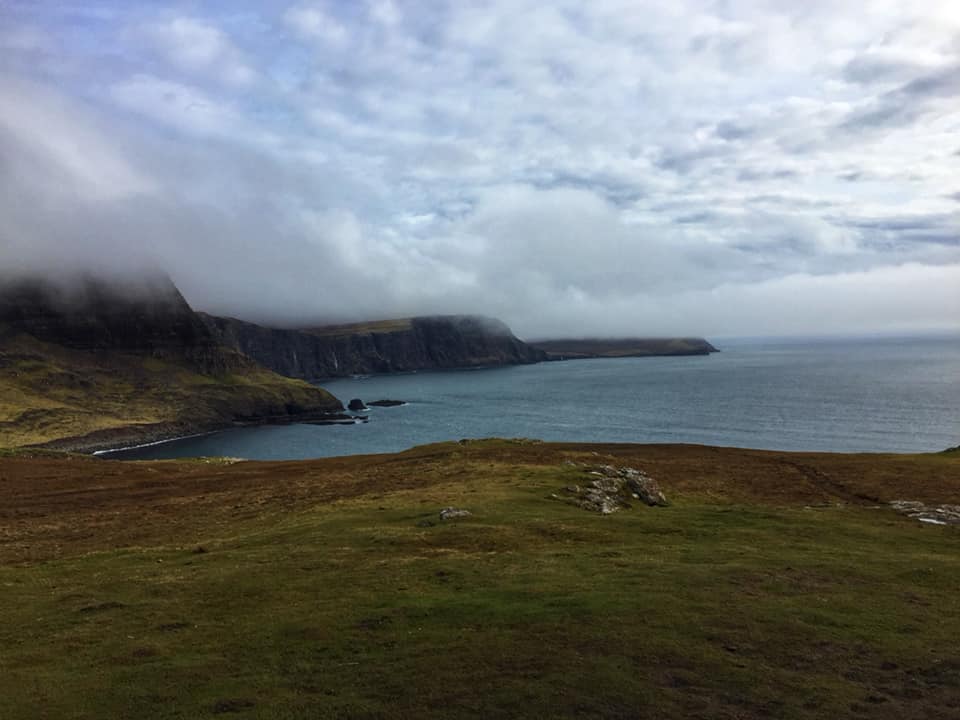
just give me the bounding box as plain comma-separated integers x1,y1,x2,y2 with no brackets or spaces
560,464,669,514
439,507,472,520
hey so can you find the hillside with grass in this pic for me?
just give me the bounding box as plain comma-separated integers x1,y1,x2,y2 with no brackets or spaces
0,274,343,452
1,440,957,719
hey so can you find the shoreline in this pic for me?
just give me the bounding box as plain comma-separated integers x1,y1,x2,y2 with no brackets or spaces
15,405,958,461
92,429,222,457
27,409,361,456
65,426,960,462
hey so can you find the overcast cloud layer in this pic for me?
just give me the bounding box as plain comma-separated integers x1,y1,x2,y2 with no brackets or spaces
1,0,958,338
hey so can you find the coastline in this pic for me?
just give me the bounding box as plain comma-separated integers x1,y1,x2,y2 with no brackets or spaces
10,335,958,458
28,409,360,456
91,430,222,457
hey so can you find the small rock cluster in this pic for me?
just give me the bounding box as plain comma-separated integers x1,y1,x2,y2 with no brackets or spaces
890,500,960,526
439,507,472,521
556,464,669,515
348,398,407,410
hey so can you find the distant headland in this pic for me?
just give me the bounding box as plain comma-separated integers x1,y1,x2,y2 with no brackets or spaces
201,314,719,380
531,337,718,359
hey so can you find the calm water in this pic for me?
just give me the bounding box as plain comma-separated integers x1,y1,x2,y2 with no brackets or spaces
107,335,960,460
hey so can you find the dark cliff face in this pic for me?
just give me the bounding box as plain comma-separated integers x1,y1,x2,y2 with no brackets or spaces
200,313,548,380
0,273,239,374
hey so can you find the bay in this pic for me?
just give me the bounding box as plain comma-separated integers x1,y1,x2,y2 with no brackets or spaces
107,335,960,460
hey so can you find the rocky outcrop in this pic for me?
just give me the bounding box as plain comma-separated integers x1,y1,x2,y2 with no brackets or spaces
890,501,960,526
555,464,669,514
200,314,547,380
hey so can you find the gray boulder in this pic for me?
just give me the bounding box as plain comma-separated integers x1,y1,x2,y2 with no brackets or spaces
557,464,668,513
439,507,472,521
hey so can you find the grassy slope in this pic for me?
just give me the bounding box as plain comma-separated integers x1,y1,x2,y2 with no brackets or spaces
0,332,341,450
0,440,958,719
302,318,414,337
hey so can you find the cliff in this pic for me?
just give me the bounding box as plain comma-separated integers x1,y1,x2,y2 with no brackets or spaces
0,273,238,374
0,274,343,451
532,337,719,359
200,314,547,380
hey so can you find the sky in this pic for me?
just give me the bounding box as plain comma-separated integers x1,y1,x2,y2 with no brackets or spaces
0,0,958,338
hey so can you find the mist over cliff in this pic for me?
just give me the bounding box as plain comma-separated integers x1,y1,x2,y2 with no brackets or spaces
2,2,960,338
0,272,242,374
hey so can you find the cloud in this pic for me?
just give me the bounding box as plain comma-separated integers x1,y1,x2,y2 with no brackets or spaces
0,24,52,53
140,17,257,87
109,74,253,140
283,4,349,46
368,1,401,27
0,75,154,203
839,64,960,131
513,263,960,339
0,1,958,339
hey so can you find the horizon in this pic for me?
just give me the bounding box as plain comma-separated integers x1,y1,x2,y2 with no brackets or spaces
1,1,958,338
5,266,958,345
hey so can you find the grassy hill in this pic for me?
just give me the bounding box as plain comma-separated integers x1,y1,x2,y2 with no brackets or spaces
1,440,957,718
0,273,344,451
0,330,343,451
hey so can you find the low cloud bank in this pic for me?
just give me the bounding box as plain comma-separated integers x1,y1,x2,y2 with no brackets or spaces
1,0,959,338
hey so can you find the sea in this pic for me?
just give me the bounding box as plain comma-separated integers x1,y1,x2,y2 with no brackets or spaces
106,335,960,461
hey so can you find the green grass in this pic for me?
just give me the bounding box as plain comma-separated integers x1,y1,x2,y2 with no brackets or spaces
0,333,340,449
303,318,414,337
1,458,958,719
